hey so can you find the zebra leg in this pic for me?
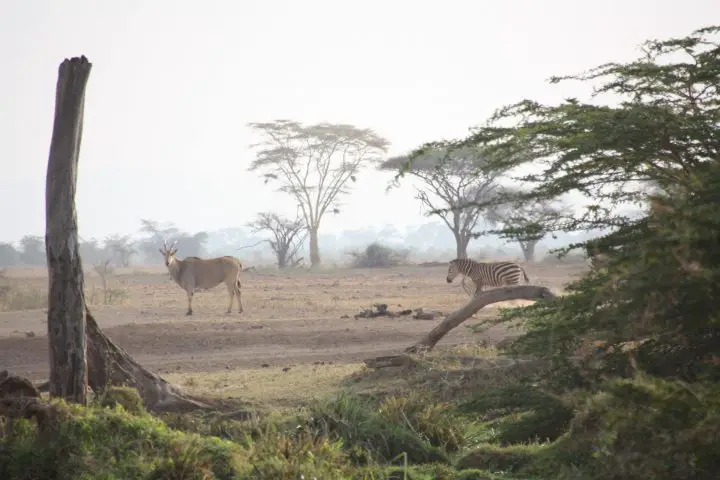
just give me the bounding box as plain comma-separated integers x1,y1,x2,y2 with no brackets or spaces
461,277,474,296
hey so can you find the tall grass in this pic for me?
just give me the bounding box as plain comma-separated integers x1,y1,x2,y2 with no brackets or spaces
0,281,47,311
0,280,128,311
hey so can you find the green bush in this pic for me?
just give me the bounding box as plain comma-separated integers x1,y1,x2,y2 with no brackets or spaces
378,391,468,452
95,386,147,416
456,443,545,472
304,392,450,464
524,376,720,480
458,384,573,446
0,400,244,480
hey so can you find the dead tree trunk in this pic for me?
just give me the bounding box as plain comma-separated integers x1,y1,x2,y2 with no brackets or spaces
406,285,557,353
85,307,207,412
45,56,92,404
43,56,208,413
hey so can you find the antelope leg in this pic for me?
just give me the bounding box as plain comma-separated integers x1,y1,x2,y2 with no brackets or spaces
186,291,193,316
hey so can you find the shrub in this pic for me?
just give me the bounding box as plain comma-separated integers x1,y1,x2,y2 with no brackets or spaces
303,392,449,464
94,386,147,416
348,242,410,268
0,400,245,480
458,384,574,446
378,391,467,452
525,376,720,479
456,443,545,472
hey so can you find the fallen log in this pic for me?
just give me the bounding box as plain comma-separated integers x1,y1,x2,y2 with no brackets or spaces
406,285,557,353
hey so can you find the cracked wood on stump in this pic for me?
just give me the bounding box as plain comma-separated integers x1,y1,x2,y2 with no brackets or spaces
406,285,558,353
45,56,92,404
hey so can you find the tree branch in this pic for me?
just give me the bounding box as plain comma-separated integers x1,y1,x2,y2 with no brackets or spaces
407,285,558,352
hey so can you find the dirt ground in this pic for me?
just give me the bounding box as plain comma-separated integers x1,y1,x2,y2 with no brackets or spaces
0,262,586,387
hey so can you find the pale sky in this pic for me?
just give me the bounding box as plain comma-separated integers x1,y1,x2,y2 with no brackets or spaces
1,0,716,243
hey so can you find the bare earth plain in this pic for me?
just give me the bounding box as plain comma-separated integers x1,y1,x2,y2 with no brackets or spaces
0,262,587,406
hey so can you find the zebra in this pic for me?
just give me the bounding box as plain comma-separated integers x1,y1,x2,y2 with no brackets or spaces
446,258,530,296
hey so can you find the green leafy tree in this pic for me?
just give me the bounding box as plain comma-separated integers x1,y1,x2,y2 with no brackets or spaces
409,25,720,378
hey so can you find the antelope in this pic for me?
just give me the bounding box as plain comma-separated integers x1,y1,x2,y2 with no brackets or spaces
159,240,244,316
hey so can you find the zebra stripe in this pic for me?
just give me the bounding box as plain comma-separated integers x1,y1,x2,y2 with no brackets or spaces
446,258,529,295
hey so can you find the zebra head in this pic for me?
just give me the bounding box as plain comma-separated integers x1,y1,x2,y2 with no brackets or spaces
446,259,461,283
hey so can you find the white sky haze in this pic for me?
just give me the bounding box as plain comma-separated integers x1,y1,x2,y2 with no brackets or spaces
1,0,717,243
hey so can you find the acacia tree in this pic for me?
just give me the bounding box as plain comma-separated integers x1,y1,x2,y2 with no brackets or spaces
137,219,207,261
19,235,45,265
379,146,502,258
247,211,307,268
248,120,389,267
486,194,569,261
103,234,136,267
137,219,178,262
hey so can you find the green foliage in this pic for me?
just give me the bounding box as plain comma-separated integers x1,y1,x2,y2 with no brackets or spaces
303,392,450,464
458,385,573,446
0,400,244,480
378,391,468,452
524,376,720,479
349,242,410,268
95,386,147,416
456,443,545,472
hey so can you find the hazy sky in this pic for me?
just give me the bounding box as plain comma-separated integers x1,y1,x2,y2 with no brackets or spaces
1,0,716,243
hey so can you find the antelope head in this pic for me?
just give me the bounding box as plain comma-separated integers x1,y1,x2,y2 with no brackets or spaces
158,239,179,267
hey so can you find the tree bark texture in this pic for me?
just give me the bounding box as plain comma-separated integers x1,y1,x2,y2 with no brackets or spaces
406,285,558,352
85,307,208,412
45,56,92,405
309,228,321,267
452,229,470,259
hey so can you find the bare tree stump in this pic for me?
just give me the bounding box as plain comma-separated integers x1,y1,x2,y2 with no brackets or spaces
85,307,208,412
45,56,93,404
406,285,557,353
42,56,208,413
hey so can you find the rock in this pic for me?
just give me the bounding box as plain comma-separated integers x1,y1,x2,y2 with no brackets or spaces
0,375,41,398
